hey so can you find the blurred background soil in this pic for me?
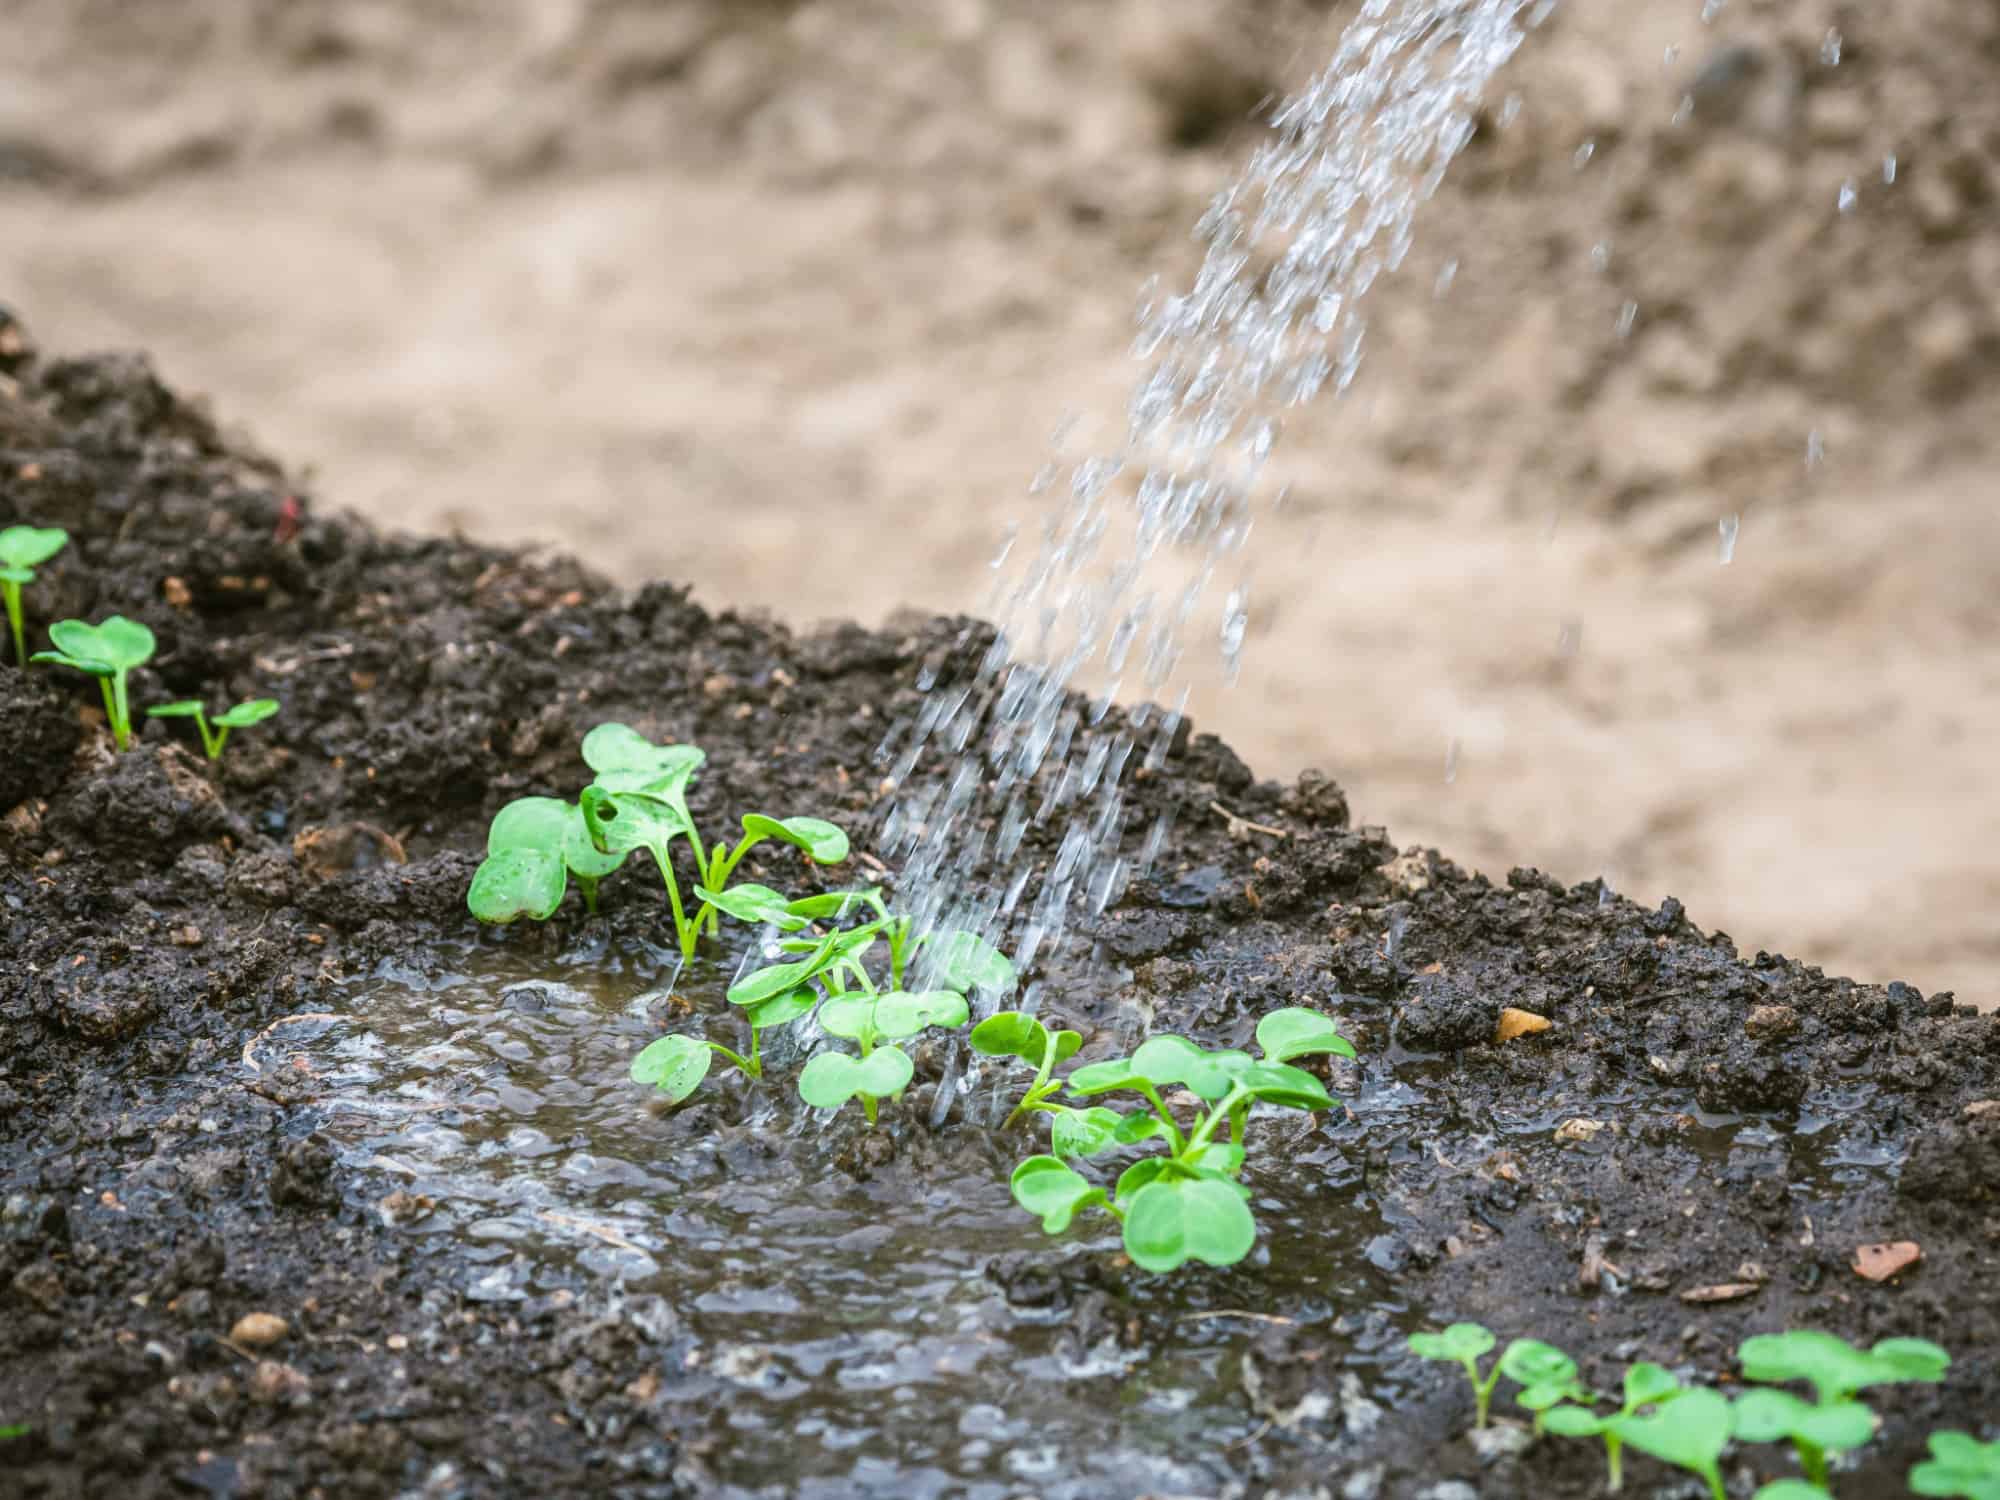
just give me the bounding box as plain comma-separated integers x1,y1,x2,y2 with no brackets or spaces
3,0,1996,1001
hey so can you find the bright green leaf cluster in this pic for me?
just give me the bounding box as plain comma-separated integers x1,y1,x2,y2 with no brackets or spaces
1911,1431,2000,1500
469,722,857,958
999,1010,1350,1272
0,524,67,667
1431,1324,1956,1500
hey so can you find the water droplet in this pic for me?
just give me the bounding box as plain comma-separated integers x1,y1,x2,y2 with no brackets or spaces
1615,300,1639,339
1882,154,1897,185
1805,429,1826,469
1497,93,1522,128
1444,738,1461,785
1819,28,1843,65
1837,178,1858,214
1701,0,1727,22
1434,258,1460,298
1589,241,1612,273
1718,513,1739,564
1672,94,1695,127
1663,44,1681,68
1572,140,1596,170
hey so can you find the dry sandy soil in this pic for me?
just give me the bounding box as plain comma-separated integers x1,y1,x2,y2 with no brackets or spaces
3,0,1997,1001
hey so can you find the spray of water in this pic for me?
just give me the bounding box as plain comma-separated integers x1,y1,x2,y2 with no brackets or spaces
878,0,1542,990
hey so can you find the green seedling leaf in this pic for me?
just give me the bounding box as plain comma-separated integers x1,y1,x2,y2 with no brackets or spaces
580,785,692,856
1127,1035,1249,1100
1010,1155,1111,1233
211,698,280,728
1408,1323,1497,1364
1500,1339,1578,1388
147,700,204,719
1066,1057,1155,1097
582,723,705,789
1910,1431,2000,1500
1624,1362,1684,1410
1232,1061,1335,1111
797,1046,913,1109
739,988,817,1031
1047,1106,1126,1159
1611,1387,1732,1500
0,1421,29,1441
1122,1175,1257,1272
699,882,810,930
488,796,573,854
630,1035,712,1104
1754,1484,1833,1500
969,1011,1083,1067
1544,1404,1612,1438
1731,1389,1875,1452
1113,1112,1172,1146
0,525,69,568
728,931,842,1007
741,813,849,864
1254,1006,1358,1063
927,930,1018,993
785,889,881,921
50,616,155,670
468,847,566,923
871,990,969,1038
0,566,32,583
817,995,877,1041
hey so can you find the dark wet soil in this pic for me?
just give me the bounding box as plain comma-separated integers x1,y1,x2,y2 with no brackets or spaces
2,318,1996,1500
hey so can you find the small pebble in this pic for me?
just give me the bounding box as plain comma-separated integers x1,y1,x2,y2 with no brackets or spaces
230,1312,289,1348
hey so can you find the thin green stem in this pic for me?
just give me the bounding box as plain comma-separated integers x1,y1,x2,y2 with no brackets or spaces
1184,1083,1248,1157
1133,1081,1187,1156
706,1042,755,1076
578,876,600,916
1471,1362,1500,1428
1699,1465,1725,1500
112,670,131,751
1798,1441,1829,1489
97,677,122,749
3,585,22,666
652,846,695,958
1003,1034,1063,1129
1606,1435,1624,1493
746,1025,763,1080
862,1093,878,1127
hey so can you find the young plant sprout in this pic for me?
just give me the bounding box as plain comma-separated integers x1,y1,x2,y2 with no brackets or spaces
146,697,278,760
1407,1323,1501,1428
1006,1018,1344,1273
1910,1431,2000,1500
468,797,628,922
1737,1330,1951,1406
32,615,156,750
630,987,817,1100
969,1010,1085,1132
576,722,850,958
1733,1330,1949,1490
1610,1387,1734,1500
0,524,66,667
1543,1362,1687,1490
1501,1339,1589,1434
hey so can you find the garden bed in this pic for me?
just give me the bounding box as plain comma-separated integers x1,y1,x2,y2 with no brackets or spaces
1,324,1995,1499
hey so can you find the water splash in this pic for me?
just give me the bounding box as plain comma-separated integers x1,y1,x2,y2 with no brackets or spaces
879,0,1539,980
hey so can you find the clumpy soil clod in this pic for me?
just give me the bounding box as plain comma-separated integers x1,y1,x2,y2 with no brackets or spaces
2,333,1996,1498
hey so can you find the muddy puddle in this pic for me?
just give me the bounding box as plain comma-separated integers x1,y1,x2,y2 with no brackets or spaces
279,938,1415,1496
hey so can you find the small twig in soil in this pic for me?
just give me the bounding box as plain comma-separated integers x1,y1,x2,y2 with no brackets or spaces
1209,801,1289,840
1181,1310,1295,1326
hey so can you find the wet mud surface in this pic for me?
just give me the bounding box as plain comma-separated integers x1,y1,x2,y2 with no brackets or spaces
2,334,1997,1498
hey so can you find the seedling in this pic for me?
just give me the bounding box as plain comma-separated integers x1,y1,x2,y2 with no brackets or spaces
0,524,66,666
630,987,816,1099
576,723,850,958
1737,1330,1950,1406
1731,1389,1877,1489
1910,1431,2000,1500
31,615,156,750
1755,1483,1833,1500
1544,1362,1686,1490
1502,1339,1589,1434
1409,1323,1501,1427
146,698,278,760
1611,1387,1734,1500
469,796,629,921
969,1010,1085,1134
1007,1022,1341,1272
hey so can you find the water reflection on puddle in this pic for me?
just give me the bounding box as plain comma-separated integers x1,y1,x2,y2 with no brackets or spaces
293,943,1400,1497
